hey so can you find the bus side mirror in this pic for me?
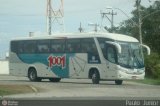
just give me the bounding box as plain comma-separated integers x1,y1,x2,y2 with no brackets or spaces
141,44,150,55
105,41,121,54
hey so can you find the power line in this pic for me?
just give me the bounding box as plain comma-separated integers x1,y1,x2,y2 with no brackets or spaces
100,9,117,32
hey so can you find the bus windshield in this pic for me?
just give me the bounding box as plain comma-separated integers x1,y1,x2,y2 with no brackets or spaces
117,42,144,69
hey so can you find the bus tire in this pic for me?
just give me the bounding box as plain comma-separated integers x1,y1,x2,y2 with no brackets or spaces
91,70,100,84
115,80,123,85
28,68,41,82
49,78,61,82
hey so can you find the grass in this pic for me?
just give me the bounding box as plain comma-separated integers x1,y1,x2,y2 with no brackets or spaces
133,78,160,85
0,85,35,96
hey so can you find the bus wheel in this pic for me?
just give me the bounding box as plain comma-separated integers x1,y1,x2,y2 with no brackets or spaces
49,78,61,82
91,71,100,84
28,68,40,82
115,80,123,85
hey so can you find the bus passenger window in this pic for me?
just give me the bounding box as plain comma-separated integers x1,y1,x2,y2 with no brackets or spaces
66,39,81,53
11,41,26,54
81,38,98,54
51,39,65,53
23,41,36,53
81,38,100,63
37,40,50,53
38,45,49,53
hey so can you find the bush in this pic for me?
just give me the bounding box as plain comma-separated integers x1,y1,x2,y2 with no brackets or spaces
144,52,160,79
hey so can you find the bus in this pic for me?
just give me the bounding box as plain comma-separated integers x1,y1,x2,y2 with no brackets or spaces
9,32,150,85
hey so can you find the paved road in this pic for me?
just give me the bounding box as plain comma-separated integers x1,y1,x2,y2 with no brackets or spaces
0,75,160,99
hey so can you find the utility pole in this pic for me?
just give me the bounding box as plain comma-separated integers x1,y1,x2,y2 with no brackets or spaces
100,9,117,32
136,0,142,44
136,0,144,59
111,9,117,31
46,0,64,35
78,22,83,33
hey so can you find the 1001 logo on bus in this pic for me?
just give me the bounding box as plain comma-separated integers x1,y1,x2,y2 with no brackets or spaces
48,55,66,69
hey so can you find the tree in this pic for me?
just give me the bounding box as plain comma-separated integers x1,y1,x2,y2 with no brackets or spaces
106,1,160,54
142,1,160,54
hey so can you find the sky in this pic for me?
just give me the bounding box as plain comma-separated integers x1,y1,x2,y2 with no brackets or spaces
0,0,154,59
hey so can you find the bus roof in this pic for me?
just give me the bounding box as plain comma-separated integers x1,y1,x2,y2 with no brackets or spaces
11,32,139,42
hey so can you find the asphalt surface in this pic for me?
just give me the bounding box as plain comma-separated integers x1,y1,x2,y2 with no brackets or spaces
0,75,160,100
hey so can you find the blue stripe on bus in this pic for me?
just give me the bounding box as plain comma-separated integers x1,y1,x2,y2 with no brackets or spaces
18,53,75,78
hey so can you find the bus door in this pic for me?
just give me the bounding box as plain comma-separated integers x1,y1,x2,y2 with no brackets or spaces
105,43,118,78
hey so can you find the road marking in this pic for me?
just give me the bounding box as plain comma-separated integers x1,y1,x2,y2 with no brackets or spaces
29,85,38,93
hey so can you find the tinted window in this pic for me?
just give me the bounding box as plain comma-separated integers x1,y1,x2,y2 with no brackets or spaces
81,38,98,54
37,40,50,53
11,41,18,53
81,38,100,63
66,39,81,53
11,40,49,54
11,41,25,53
23,40,37,53
50,39,65,53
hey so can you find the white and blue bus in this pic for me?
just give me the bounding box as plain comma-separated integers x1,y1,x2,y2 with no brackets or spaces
9,32,150,85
